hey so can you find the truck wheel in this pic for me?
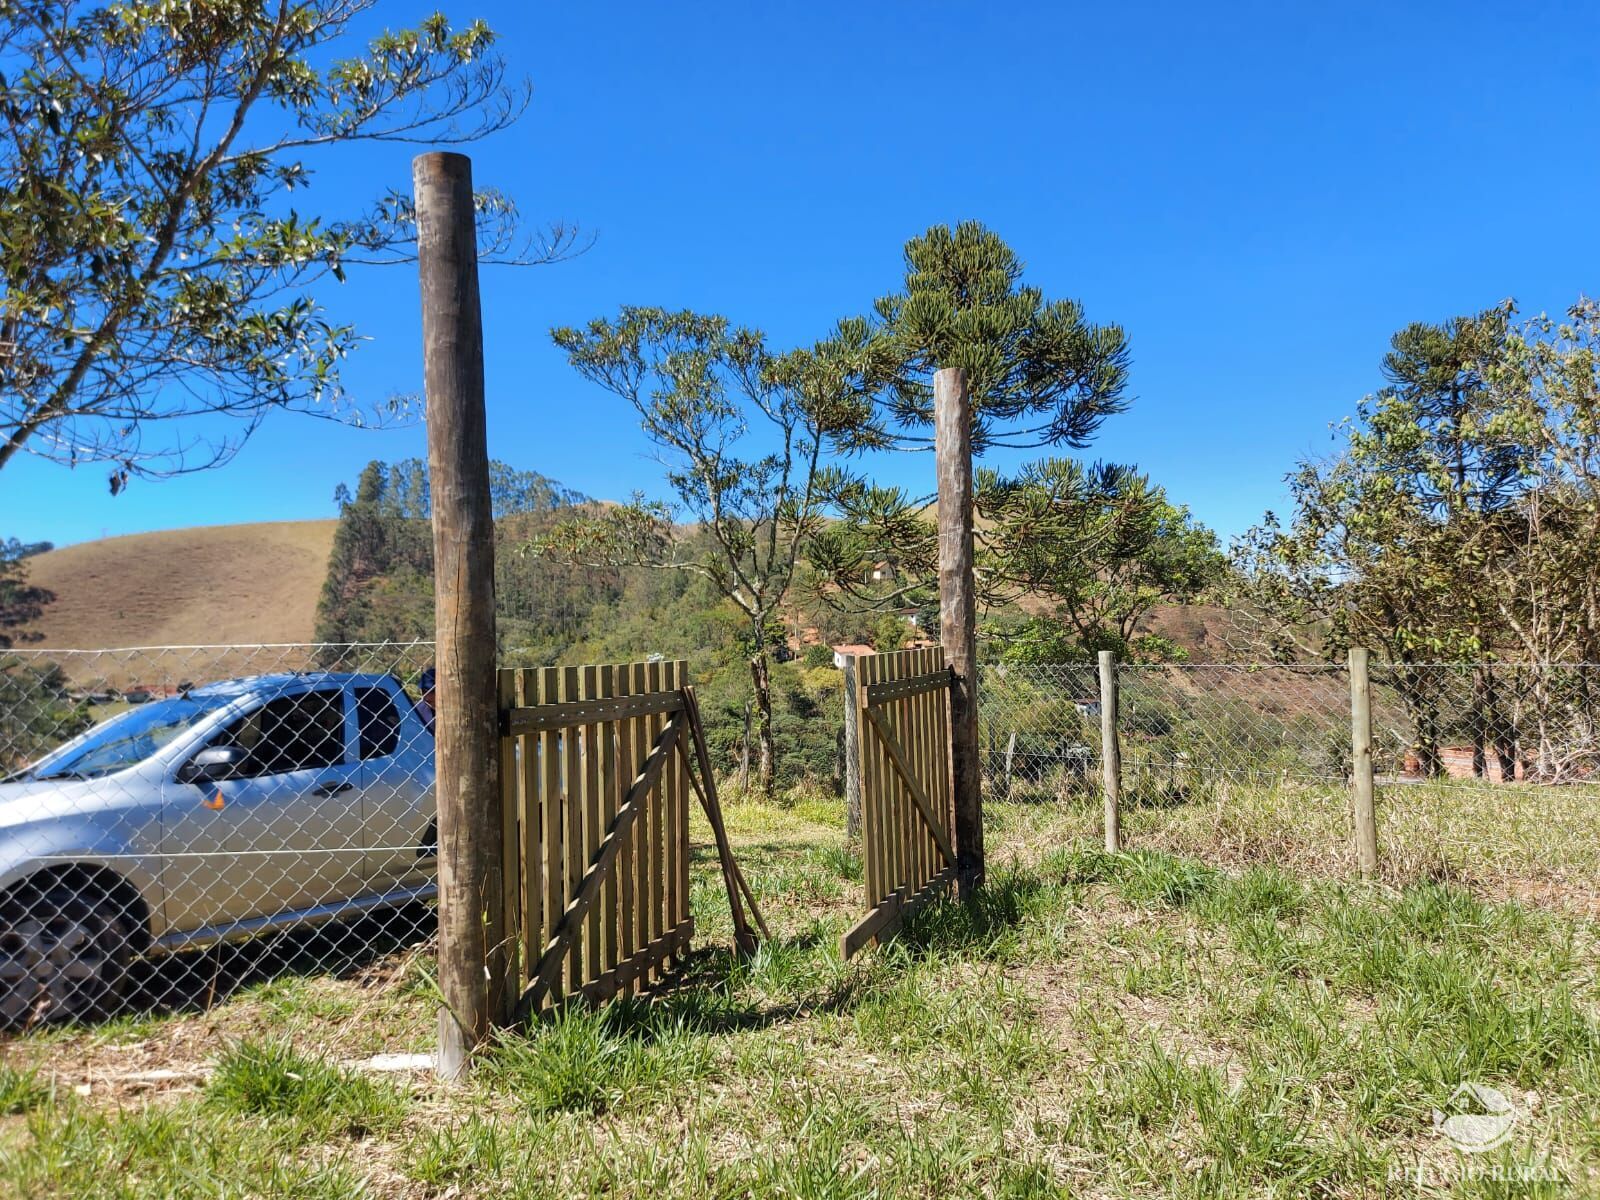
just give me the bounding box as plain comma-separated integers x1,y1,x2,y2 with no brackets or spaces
0,883,131,1028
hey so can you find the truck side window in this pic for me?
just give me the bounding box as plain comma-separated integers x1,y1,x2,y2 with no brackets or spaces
217,690,347,776
355,686,402,760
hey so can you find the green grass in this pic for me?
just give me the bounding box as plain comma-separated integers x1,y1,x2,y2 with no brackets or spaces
0,1065,50,1117
205,1038,408,1138
2,794,1598,1197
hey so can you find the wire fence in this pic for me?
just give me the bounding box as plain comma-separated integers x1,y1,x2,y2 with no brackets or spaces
1,643,437,1028
978,660,1600,914
6,642,1600,1030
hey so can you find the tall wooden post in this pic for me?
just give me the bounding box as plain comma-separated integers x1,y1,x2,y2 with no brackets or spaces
1349,646,1378,878
1098,650,1122,852
414,151,506,1079
841,653,863,840
935,366,984,895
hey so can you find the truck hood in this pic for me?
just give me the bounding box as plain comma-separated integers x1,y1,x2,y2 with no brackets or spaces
0,775,132,828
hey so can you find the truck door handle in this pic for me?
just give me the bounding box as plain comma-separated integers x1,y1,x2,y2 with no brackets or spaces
314,782,354,797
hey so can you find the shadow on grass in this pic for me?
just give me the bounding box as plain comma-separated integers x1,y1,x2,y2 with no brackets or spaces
108,900,435,1025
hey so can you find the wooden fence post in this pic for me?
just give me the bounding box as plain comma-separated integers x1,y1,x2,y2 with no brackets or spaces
1098,650,1122,853
935,366,984,896
414,151,506,1079
1349,646,1378,878
841,653,863,841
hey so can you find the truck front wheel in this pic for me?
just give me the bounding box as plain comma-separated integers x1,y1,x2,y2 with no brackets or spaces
0,882,131,1028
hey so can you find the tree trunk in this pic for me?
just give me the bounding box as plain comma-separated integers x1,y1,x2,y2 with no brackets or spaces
1471,662,1490,779
738,701,751,793
1484,665,1517,782
750,652,776,795
1396,663,1443,779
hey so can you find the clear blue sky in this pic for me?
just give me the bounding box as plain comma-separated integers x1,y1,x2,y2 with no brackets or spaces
6,0,1598,549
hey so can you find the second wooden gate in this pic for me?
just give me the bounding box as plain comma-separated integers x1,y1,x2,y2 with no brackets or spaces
841,647,957,959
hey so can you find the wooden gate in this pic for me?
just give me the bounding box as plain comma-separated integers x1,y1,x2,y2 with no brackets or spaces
498,660,763,1018
841,647,957,959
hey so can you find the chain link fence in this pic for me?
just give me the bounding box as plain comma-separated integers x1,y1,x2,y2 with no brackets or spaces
1,642,437,1029
8,642,1600,1031
978,660,1600,914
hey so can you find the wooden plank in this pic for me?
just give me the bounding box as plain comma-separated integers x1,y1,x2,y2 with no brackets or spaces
645,658,665,983
577,919,695,1006
861,669,951,708
864,705,957,868
516,714,684,1018
839,863,958,960
562,665,583,993
598,664,620,979
631,661,651,985
614,666,636,990
539,666,563,1005
517,669,540,992
497,670,521,997
661,661,682,958
913,647,933,889
581,665,602,980
932,651,953,861
675,664,691,929
505,690,685,735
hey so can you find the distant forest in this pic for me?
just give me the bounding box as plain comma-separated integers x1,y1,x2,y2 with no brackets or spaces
314,459,853,792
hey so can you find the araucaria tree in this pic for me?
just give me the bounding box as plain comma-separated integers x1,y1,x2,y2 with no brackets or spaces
0,1,577,490
538,308,870,795
801,223,1165,654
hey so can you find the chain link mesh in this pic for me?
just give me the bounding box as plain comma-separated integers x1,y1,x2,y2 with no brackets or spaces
1,642,437,1029
977,660,1600,914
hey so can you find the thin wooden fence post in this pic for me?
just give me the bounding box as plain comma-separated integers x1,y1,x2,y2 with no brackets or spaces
1349,646,1378,878
1098,650,1122,853
414,150,505,1078
935,366,984,896
841,653,863,841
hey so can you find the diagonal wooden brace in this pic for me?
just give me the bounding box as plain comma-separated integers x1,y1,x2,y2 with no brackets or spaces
862,704,956,868
515,713,683,1020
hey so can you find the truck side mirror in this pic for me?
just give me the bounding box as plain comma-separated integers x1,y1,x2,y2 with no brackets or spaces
177,744,246,785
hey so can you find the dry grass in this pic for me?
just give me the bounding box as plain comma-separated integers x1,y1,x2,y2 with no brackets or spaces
1017,775,1600,922
23,521,337,674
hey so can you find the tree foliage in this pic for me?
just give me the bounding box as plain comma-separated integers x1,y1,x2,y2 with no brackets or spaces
1235,299,1600,778
315,457,609,659
0,0,578,489
538,307,867,793
0,537,52,648
800,221,1131,453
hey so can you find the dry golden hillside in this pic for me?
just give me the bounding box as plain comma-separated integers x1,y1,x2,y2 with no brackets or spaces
24,520,337,651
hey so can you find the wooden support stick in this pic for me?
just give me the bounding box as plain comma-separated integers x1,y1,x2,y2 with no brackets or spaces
1349,646,1378,878
935,366,984,896
841,653,863,841
415,150,505,1079
1098,650,1123,853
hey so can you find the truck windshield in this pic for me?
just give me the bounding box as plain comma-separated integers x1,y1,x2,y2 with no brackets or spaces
30,696,235,780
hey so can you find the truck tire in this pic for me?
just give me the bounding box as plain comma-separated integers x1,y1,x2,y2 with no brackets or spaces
0,881,131,1028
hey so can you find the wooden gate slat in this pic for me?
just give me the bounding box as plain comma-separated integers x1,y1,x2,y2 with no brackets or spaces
538,666,563,1003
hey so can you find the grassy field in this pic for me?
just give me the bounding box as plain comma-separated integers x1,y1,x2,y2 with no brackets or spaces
2,793,1597,1198
22,521,337,671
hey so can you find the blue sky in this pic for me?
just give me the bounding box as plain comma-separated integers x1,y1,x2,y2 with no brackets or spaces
6,0,1598,549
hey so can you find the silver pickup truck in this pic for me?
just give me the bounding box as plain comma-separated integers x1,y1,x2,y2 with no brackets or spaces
0,672,436,1026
